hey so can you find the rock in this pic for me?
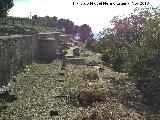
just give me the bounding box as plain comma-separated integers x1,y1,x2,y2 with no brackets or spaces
93,66,100,70
59,72,65,76
0,90,10,98
0,90,18,102
62,61,66,67
56,79,65,83
98,67,105,72
0,88,18,102
49,110,59,116
73,47,80,57
5,94,18,102
61,67,66,70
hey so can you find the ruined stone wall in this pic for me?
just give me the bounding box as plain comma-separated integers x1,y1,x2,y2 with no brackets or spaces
0,35,38,87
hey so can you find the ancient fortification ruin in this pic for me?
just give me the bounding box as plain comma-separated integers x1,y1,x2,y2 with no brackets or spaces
0,32,63,87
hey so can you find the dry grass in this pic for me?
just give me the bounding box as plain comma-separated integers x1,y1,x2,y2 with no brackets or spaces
69,89,108,107
0,52,160,119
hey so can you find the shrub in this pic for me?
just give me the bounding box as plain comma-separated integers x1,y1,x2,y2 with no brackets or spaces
69,90,107,107
125,52,160,108
124,12,160,108
111,56,124,72
87,60,98,66
85,39,97,51
101,50,124,72
62,50,68,55
99,8,160,109
101,53,110,65
82,71,99,80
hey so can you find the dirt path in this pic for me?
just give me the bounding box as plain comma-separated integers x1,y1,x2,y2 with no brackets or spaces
0,51,159,120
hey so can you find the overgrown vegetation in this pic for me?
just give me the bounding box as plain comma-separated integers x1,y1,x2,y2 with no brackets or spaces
1,0,160,118
85,7,160,109
0,15,93,40
123,12,160,108
1,58,159,119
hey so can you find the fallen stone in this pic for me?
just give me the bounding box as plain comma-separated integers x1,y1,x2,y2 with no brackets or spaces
49,110,59,117
56,79,65,83
0,91,18,102
98,67,105,72
61,67,66,70
59,72,65,76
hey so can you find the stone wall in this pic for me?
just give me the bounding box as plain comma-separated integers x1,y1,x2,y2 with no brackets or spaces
0,32,63,87
0,35,38,87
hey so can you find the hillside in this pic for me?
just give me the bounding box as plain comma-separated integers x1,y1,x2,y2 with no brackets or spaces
0,47,159,120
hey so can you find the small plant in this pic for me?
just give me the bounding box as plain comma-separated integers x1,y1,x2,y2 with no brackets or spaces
62,50,68,55
82,71,99,80
87,60,98,66
61,67,66,70
98,67,105,72
0,101,7,113
59,72,65,76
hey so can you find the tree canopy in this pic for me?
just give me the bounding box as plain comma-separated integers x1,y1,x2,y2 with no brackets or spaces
0,0,14,18
31,16,93,41
86,7,160,108
79,24,93,41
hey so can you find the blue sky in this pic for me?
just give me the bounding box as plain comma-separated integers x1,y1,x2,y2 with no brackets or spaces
10,0,160,33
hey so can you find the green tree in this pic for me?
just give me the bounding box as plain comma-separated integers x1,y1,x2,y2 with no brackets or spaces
85,39,96,50
57,18,75,34
124,9,160,108
0,0,14,18
79,24,93,42
99,9,151,71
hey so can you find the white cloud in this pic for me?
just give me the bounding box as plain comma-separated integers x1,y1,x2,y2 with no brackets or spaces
9,0,160,33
